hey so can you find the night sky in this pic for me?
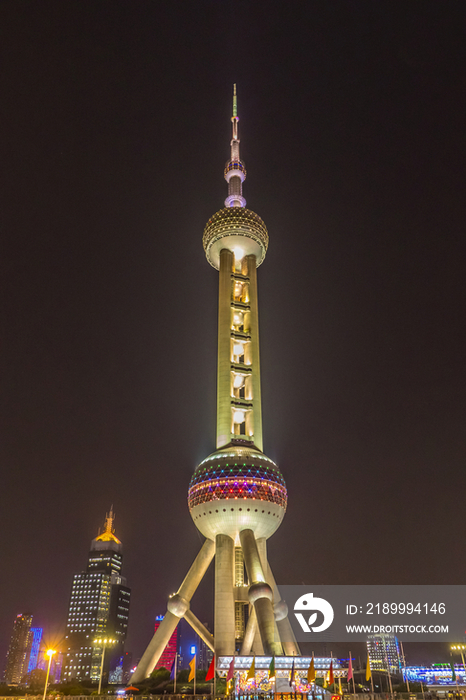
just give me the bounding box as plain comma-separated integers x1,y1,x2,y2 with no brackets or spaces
1,2,465,669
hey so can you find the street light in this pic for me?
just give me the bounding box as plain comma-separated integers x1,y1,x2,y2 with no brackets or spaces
42,649,56,700
93,637,117,694
451,645,466,682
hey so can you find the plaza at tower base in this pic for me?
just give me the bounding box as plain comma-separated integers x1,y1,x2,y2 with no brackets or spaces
217,656,344,694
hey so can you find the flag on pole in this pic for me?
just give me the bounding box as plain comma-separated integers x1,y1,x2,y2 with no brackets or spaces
323,672,328,689
290,657,295,684
347,655,353,681
329,660,334,686
339,676,342,694
307,656,315,684
226,657,235,682
268,657,276,681
170,657,176,680
366,652,372,681
205,656,215,682
188,655,196,682
247,657,255,681
451,662,456,682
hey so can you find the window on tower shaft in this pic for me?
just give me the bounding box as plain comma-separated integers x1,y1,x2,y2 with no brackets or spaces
232,373,246,399
232,342,245,363
232,310,244,332
233,281,244,303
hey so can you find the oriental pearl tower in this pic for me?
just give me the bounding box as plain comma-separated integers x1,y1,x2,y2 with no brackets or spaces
131,87,299,683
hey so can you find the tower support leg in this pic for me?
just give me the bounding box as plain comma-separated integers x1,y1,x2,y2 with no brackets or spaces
267,562,301,656
239,529,281,655
256,538,283,655
214,533,236,655
131,539,215,682
240,607,257,655
184,609,215,651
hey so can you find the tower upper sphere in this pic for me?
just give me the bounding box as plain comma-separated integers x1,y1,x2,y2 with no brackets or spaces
203,207,268,270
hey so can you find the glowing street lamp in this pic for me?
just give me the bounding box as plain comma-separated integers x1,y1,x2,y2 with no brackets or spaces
451,645,466,680
42,649,56,700
93,637,117,694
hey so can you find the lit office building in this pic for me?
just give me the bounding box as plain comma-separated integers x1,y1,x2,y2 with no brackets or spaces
367,634,401,675
63,508,131,683
154,616,177,670
26,628,43,674
404,665,466,686
3,614,33,684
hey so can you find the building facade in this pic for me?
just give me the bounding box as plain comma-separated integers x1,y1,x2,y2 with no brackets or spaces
404,665,466,686
26,627,43,674
367,634,401,676
62,508,131,683
153,616,177,670
3,613,33,684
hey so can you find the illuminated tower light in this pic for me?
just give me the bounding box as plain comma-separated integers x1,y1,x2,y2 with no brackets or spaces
131,87,299,684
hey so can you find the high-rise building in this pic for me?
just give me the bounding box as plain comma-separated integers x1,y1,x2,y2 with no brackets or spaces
63,508,131,683
122,652,133,684
198,623,214,671
367,634,401,676
52,652,64,683
26,627,43,673
3,613,33,684
153,616,177,670
132,86,299,683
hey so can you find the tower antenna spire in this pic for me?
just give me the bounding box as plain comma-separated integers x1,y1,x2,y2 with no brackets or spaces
232,83,237,118
225,84,246,207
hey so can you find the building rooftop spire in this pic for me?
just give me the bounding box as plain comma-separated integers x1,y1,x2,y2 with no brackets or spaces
95,505,121,544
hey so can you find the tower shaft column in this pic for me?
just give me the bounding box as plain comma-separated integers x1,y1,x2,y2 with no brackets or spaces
239,529,281,655
214,534,236,655
217,249,234,448
247,254,263,451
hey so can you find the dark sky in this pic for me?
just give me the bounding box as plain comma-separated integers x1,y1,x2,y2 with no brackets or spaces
1,1,465,669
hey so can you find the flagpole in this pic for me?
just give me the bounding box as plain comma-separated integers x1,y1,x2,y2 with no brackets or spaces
349,651,356,700
331,651,334,692
381,638,393,700
213,655,216,700
233,651,235,700
174,652,177,695
194,654,196,698
400,641,409,693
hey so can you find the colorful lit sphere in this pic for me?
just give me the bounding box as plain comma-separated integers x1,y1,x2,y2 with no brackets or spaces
188,445,287,543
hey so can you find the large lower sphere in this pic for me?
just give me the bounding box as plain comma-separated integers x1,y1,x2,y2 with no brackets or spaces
188,445,287,544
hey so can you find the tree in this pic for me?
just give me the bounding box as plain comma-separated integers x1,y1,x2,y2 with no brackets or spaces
21,668,49,692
